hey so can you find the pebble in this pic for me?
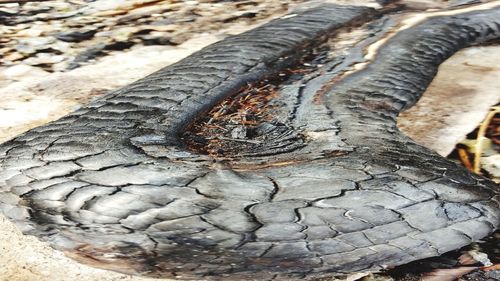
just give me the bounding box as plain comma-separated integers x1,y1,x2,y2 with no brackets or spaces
56,29,97,43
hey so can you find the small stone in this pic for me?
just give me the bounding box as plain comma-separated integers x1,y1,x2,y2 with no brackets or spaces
138,34,173,45
56,29,97,42
104,40,134,51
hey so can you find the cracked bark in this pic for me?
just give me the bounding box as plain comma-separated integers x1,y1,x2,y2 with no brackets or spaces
0,2,499,280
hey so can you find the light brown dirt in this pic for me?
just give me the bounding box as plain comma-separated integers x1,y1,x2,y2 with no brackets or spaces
398,46,500,156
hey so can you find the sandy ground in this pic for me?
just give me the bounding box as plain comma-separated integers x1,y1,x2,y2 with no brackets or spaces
0,1,499,281
398,46,500,156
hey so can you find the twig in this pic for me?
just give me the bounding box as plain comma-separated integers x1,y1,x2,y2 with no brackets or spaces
457,147,474,172
473,106,499,174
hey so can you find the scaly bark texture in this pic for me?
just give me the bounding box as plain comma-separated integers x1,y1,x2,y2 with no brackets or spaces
0,3,499,280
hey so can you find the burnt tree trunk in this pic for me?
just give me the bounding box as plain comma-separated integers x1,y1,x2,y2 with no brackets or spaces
0,2,499,280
